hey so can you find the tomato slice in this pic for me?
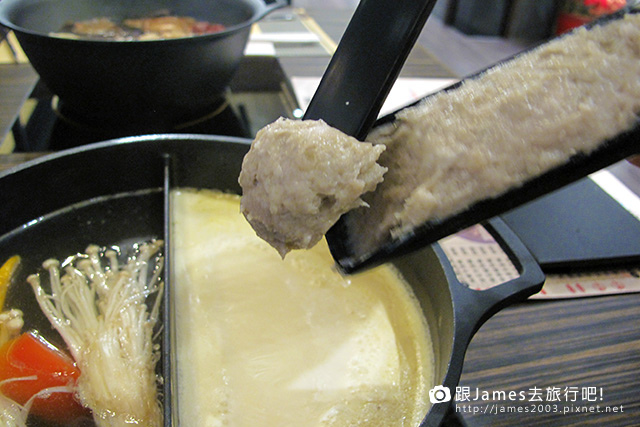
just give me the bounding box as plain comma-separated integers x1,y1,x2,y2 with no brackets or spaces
0,331,90,424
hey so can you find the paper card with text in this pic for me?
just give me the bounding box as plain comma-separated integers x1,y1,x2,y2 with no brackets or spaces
439,225,640,299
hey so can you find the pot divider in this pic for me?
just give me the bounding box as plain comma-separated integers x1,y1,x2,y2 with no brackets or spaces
162,153,176,427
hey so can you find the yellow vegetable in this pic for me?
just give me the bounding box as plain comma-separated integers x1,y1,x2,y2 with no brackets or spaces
0,256,20,310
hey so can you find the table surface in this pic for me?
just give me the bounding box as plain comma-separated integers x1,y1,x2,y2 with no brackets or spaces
1,7,640,426
0,63,38,144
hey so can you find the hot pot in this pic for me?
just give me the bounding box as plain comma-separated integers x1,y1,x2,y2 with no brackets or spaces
0,134,544,426
0,0,286,128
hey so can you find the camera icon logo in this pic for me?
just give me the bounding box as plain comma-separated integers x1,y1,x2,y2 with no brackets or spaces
429,385,452,404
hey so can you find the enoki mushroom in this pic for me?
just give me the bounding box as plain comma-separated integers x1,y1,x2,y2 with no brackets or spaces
28,240,164,427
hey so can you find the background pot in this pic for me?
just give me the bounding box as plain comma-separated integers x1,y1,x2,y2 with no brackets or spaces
0,0,286,128
0,134,544,426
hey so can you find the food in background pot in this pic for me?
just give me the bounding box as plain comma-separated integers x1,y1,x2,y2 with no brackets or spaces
51,12,226,40
172,189,434,426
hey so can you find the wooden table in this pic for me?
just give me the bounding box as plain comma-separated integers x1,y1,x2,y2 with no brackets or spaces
458,291,640,425
1,7,640,426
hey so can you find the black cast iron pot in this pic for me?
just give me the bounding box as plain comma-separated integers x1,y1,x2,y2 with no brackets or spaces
0,134,544,426
0,0,286,128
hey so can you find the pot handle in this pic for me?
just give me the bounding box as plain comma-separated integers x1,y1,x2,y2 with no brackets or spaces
423,218,544,427
259,0,290,17
445,217,546,338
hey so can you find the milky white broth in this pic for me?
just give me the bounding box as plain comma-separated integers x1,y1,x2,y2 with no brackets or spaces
171,189,434,426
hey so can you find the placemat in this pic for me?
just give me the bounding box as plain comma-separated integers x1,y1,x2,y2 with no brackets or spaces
0,31,27,64
249,8,336,57
440,223,640,300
